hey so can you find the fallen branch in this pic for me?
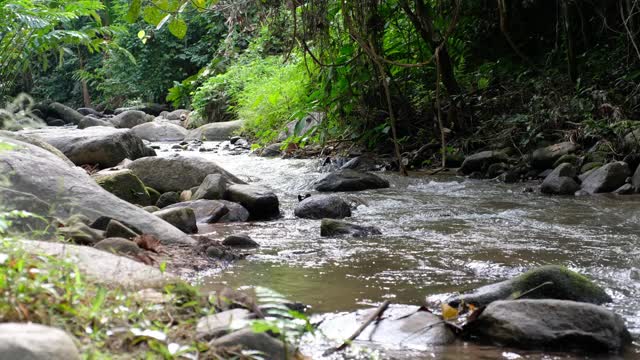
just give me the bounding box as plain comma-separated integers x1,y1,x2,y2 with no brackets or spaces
323,300,391,356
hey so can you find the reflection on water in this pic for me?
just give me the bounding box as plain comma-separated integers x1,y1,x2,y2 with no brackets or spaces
161,143,640,359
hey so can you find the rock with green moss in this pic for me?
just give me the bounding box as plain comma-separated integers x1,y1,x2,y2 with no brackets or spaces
146,187,161,205
93,169,151,206
447,265,611,308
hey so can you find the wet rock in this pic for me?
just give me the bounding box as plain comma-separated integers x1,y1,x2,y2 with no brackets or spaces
19,127,155,168
613,183,635,194
294,195,352,219
104,219,139,239
320,218,382,237
110,110,154,129
156,191,180,208
193,174,227,200
210,328,292,360
222,234,259,248
447,265,611,309
153,207,197,234
196,308,251,340
224,184,280,220
464,300,631,353
126,155,243,193
622,153,640,172
131,121,187,141
0,322,81,360
259,143,282,157
459,150,509,175
164,199,249,223
58,222,104,245
580,161,630,194
185,120,244,141
531,142,578,169
78,116,114,129
540,163,579,195
95,237,142,256
314,169,390,192
93,169,151,206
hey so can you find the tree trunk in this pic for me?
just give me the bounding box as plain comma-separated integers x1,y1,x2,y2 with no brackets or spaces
562,0,578,83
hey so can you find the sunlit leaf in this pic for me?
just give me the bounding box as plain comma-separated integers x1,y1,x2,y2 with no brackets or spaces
167,17,187,39
126,0,142,23
137,30,145,40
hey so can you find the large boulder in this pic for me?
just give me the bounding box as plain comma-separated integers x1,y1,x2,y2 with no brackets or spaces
185,120,244,141
110,110,154,129
131,121,187,141
540,163,580,195
0,188,53,236
294,195,351,219
223,184,280,220
459,150,509,175
77,107,103,117
19,127,155,167
49,102,85,125
447,265,611,309
580,161,630,194
153,207,198,234
0,323,81,360
314,169,390,192
623,128,640,151
92,169,151,206
464,300,631,353
0,135,193,245
78,116,114,129
193,174,227,200
0,130,74,166
320,219,382,237
164,200,249,223
165,109,190,121
531,142,578,169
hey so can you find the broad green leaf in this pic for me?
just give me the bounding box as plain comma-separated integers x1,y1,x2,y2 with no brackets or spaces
126,0,142,23
167,17,187,39
192,0,206,11
143,6,165,26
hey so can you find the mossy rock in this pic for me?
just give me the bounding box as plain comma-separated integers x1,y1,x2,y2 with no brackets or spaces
448,265,611,308
93,169,151,206
581,162,602,174
146,187,161,205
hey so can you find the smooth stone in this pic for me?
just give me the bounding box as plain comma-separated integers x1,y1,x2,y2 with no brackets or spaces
459,150,509,175
57,222,104,245
540,163,579,195
153,207,198,234
131,121,187,141
531,142,578,169
580,161,630,194
110,110,154,129
223,184,280,220
185,120,244,141
0,323,81,360
78,116,114,129
221,234,259,248
294,195,351,219
193,174,227,200
156,191,181,208
164,200,249,223
209,328,291,360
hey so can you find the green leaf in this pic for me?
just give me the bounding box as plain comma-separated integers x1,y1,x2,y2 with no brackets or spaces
167,17,187,39
143,6,166,26
192,0,206,11
137,30,145,40
126,0,142,23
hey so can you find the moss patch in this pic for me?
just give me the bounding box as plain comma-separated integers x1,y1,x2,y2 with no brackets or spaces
93,170,151,206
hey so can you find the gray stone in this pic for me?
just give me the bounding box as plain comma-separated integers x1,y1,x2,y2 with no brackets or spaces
320,219,382,237
153,207,197,234
77,107,103,117
0,188,53,236
19,127,155,168
314,169,390,192
93,169,151,206
104,219,139,239
57,222,104,245
49,102,85,125
165,109,190,121
581,161,630,194
110,110,153,129
614,183,635,194
531,142,578,169
185,120,244,141
459,150,509,175
131,121,187,141
95,237,142,256
259,143,282,157
78,116,114,129
210,329,291,360
464,300,631,353
126,155,243,193
540,163,579,195
224,184,280,220
0,135,193,245
0,322,81,360
294,195,351,219
193,174,227,200
156,192,180,208
222,234,259,248
143,206,160,212
114,104,167,116
631,163,640,190
196,308,251,340
164,200,249,223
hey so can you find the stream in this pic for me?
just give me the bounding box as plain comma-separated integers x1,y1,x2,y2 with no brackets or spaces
160,141,640,359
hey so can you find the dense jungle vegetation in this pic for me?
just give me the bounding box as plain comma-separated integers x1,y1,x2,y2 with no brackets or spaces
1,0,639,170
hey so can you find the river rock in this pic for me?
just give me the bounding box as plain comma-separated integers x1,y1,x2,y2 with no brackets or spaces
0,188,53,236
464,300,631,353
459,150,509,175
164,200,249,223
613,183,635,194
531,142,578,169
57,222,104,245
447,265,610,309
110,110,154,129
131,121,187,141
580,161,630,194
193,174,227,200
153,207,197,234
630,163,640,190
222,234,259,248
0,130,74,166
540,163,580,195
77,107,103,117
314,169,390,192
223,184,280,220
115,103,167,116
196,308,251,340
93,169,151,206
95,237,142,256
0,322,81,360
294,195,352,219
259,143,282,157
126,155,244,193
156,191,180,208
0,135,193,245
165,109,190,121
78,116,114,129
48,102,85,125
210,328,292,360
320,219,382,237
185,120,244,141
20,127,155,167
104,219,139,239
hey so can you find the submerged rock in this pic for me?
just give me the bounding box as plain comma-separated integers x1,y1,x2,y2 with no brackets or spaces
224,184,280,220
540,163,579,195
459,150,509,175
531,142,578,169
314,169,389,192
320,219,381,237
222,234,259,248
580,161,630,194
93,169,151,206
0,322,81,360
185,120,244,141
464,300,631,353
294,195,351,219
447,265,611,309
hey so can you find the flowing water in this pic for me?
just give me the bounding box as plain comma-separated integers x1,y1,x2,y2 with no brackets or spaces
162,142,640,359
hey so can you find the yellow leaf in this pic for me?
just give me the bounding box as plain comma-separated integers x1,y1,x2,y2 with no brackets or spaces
441,303,459,320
